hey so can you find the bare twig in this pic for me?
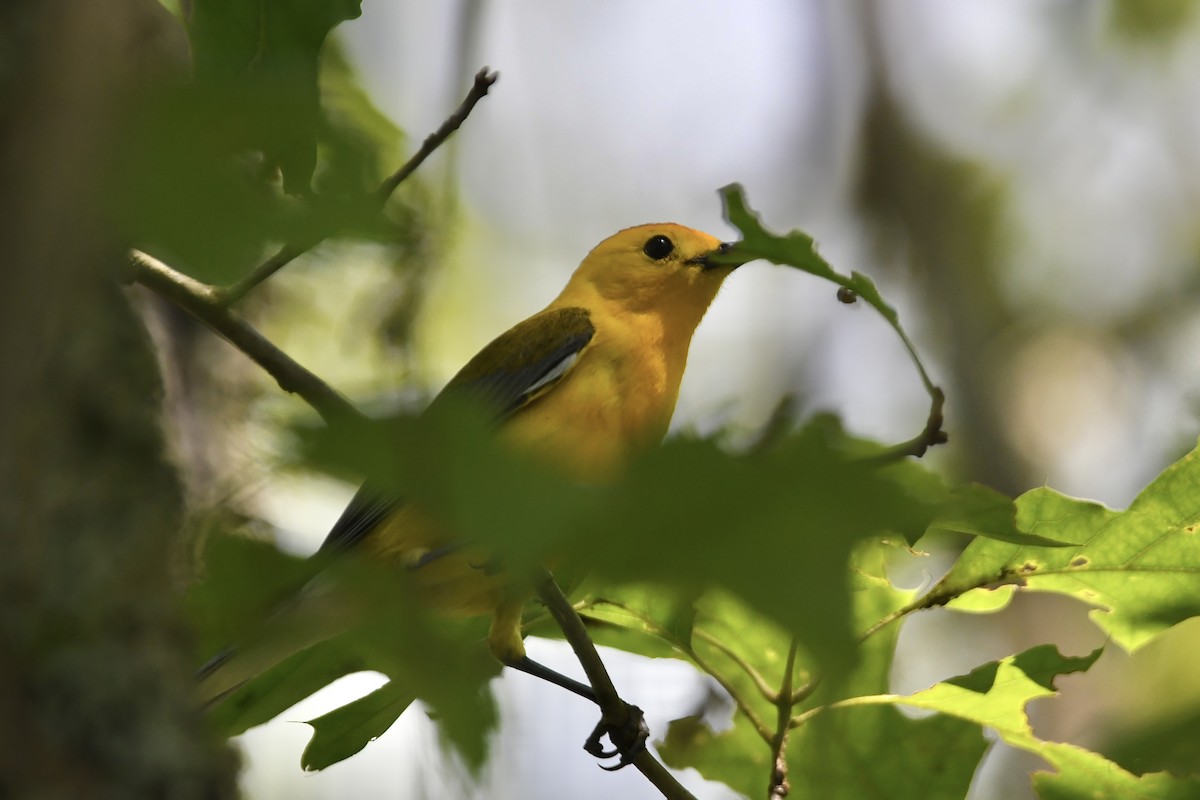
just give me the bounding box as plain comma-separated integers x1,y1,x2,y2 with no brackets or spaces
537,575,699,800
374,68,498,202
129,250,363,426
219,67,500,306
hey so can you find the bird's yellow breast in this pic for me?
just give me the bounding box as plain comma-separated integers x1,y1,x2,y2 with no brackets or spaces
500,303,687,483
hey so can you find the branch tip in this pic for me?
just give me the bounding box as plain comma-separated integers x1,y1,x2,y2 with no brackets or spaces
223,65,500,306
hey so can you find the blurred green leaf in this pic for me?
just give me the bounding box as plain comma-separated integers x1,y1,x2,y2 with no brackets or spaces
207,638,368,737
1108,0,1196,44
929,483,1071,547
930,442,1200,651
114,0,399,283
190,534,498,769
188,0,363,193
301,679,416,771
1103,703,1200,779
187,532,317,657
112,81,302,281
316,38,405,202
572,421,938,674
304,406,941,673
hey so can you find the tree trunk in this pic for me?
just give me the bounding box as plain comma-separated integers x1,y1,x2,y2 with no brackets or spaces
0,1,238,796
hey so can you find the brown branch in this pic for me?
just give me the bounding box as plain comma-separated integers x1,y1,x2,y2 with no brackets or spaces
128,250,363,426
218,67,500,307
374,67,498,202
536,575,699,800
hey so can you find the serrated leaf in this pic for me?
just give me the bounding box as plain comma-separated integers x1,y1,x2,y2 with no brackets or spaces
931,444,1200,651
1032,743,1200,800
717,184,841,283
834,644,1200,798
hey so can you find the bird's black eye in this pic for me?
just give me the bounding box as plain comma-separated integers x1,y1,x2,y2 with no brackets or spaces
643,235,674,260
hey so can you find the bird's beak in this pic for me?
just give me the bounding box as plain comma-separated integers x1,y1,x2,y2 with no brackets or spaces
690,241,747,270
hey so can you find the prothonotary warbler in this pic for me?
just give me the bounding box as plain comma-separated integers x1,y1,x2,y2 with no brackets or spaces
199,223,742,763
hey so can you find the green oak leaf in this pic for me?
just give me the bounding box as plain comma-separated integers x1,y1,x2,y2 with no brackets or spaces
834,645,1200,799
929,443,1200,651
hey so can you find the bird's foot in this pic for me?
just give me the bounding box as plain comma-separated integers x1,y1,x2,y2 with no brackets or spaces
583,703,648,771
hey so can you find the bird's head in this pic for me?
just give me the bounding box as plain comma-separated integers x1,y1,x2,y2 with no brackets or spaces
558,223,742,319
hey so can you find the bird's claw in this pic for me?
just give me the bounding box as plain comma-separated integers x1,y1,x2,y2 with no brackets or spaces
583,703,648,771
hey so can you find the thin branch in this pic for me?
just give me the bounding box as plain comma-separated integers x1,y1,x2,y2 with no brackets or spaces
864,385,947,463
128,250,363,426
219,67,500,306
536,575,698,800
374,67,498,201
767,639,799,800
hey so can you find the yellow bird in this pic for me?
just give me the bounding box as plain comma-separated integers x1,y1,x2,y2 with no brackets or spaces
200,223,740,759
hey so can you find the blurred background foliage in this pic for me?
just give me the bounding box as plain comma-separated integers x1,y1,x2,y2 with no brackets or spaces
5,0,1200,798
